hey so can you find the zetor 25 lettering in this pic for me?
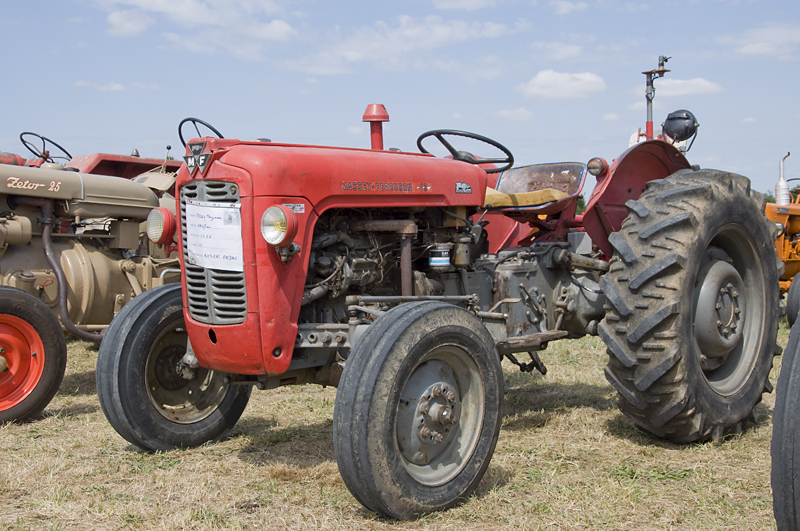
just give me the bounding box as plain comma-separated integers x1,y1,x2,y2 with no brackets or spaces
341,181,412,192
5,176,61,192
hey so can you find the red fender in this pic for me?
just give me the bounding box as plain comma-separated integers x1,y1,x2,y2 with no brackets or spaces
582,140,691,257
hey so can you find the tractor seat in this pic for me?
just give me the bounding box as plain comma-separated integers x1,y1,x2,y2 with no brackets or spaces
485,162,586,216
483,187,566,208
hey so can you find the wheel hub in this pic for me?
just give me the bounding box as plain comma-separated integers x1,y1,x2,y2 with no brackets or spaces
695,259,745,361
413,382,461,457
154,346,190,391
0,350,7,373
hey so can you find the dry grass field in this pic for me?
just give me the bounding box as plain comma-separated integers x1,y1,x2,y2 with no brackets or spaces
1,322,788,530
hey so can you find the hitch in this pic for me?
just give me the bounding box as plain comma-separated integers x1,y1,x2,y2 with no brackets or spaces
505,351,548,375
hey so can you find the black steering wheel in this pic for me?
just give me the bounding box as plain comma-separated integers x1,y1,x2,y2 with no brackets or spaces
417,129,514,174
20,132,73,164
178,118,224,148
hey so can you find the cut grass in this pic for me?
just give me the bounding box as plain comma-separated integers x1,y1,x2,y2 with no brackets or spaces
0,322,787,530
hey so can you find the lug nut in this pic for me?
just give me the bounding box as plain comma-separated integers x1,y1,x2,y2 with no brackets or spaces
419,403,429,414
433,432,445,443
420,426,432,438
431,386,442,397
446,391,455,402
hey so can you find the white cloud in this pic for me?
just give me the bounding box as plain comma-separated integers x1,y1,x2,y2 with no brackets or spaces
530,41,582,61
74,80,125,91
346,126,364,135
432,0,498,9
602,113,619,121
741,117,757,124
452,112,464,119
107,9,152,36
516,70,606,99
97,0,293,59
287,16,509,74
74,80,159,91
490,108,533,121
97,0,284,28
720,23,800,61
549,1,588,15
655,78,724,97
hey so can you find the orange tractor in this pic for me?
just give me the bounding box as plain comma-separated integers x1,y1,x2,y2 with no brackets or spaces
764,153,800,323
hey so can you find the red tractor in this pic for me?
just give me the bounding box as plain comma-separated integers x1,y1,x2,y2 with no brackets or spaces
96,79,780,518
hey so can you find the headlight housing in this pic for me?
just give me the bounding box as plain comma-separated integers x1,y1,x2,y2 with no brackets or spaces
146,207,177,245
261,205,298,246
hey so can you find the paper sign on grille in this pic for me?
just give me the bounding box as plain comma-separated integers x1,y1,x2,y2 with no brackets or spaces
185,200,244,272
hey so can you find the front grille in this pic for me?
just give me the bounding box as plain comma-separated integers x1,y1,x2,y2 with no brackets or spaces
180,181,247,325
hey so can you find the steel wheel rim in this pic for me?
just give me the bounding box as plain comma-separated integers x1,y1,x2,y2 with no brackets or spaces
396,343,484,486
693,224,764,396
0,315,46,411
145,324,228,424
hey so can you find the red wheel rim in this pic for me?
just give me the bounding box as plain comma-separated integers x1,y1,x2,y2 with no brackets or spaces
0,315,46,412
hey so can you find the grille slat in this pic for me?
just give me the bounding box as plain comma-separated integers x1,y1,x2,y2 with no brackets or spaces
180,181,247,325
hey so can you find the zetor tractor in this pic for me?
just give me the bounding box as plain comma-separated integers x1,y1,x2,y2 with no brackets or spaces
0,132,185,423
96,99,781,518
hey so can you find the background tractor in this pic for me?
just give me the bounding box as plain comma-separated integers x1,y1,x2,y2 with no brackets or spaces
0,131,188,423
95,58,781,520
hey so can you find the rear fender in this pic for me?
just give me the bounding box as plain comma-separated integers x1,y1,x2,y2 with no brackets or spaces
582,140,691,257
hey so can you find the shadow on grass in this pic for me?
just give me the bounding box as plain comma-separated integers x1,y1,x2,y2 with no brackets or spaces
41,402,99,419
235,417,335,467
58,370,97,396
501,379,616,431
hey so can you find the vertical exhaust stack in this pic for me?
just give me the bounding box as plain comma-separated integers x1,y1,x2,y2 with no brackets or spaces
777,152,792,205
363,104,389,150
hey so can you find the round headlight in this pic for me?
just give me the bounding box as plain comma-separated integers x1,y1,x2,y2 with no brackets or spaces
146,207,176,245
261,205,298,246
587,157,608,177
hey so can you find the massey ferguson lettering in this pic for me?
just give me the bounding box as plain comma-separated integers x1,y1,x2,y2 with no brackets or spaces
6,176,48,191
341,181,413,192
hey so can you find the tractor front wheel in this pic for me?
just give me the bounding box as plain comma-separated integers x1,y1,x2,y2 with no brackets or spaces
772,318,800,529
599,169,780,443
333,301,504,519
96,284,251,451
0,287,67,422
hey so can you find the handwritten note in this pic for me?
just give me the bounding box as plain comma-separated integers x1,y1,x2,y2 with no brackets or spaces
185,200,244,272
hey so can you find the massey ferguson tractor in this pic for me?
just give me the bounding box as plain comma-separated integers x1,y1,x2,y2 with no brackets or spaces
0,131,189,423
95,77,781,519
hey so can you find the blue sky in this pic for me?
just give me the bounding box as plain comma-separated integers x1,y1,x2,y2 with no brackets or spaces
2,0,798,196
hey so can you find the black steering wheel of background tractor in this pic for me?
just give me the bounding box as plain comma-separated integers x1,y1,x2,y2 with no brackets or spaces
20,132,73,164
417,129,514,174
178,118,224,148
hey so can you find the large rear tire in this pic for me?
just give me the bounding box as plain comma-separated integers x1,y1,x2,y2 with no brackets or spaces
96,284,251,451
333,301,504,519
772,319,800,530
0,287,67,422
787,276,800,327
599,169,780,443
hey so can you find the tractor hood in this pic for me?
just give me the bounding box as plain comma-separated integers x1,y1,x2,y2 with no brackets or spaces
0,163,159,220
